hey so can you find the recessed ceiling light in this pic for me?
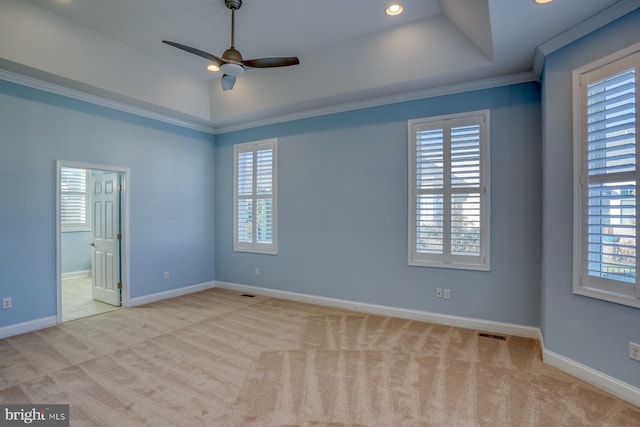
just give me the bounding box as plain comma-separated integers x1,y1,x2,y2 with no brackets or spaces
386,2,403,16
534,0,553,4
207,64,220,72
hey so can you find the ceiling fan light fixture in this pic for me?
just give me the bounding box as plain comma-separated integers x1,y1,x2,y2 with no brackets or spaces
163,0,298,91
220,62,244,77
534,0,553,3
385,2,403,16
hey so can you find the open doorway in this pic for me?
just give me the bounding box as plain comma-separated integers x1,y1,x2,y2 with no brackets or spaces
56,161,130,323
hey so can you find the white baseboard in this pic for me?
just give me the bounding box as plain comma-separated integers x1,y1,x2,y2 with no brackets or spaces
128,281,216,307
0,316,57,339
544,349,640,407
62,270,91,279
214,281,540,339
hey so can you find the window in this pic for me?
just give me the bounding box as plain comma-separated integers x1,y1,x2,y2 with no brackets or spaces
408,110,490,270
60,167,90,232
573,46,640,308
234,139,277,254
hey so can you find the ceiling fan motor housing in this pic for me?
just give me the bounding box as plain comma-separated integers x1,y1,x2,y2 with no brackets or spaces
225,0,242,10
222,47,243,62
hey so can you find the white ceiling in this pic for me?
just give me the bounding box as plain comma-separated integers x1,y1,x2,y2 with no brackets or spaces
1,0,633,131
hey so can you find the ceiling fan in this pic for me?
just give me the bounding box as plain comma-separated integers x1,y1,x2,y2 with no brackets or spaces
162,0,299,91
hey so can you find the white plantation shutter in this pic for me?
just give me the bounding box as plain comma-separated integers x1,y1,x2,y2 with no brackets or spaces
409,111,490,270
234,139,277,254
256,148,274,244
451,125,482,257
61,167,89,231
237,151,254,244
415,129,444,255
574,48,640,306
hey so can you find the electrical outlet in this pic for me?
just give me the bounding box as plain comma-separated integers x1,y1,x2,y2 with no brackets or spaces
630,342,640,362
254,267,260,277
164,271,170,280
444,289,451,300
436,288,443,298
2,297,12,309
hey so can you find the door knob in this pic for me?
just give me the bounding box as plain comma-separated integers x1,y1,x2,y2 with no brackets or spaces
89,242,95,247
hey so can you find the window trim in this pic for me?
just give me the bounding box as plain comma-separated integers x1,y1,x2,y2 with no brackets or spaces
572,43,640,308
60,166,90,232
233,138,278,254
408,110,491,271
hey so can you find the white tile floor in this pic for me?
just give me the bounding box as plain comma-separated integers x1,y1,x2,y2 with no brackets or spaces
62,276,120,322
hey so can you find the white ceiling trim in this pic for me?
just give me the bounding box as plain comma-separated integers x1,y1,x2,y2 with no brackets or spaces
214,71,538,134
532,0,640,78
0,68,216,135
1,64,536,136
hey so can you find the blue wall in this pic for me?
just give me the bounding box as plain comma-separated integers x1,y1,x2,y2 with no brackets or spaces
216,83,542,326
61,231,91,274
541,9,640,388
0,80,216,326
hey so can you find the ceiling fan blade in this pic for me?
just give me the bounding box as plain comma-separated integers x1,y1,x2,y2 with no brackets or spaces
241,57,300,68
162,40,224,65
221,74,237,91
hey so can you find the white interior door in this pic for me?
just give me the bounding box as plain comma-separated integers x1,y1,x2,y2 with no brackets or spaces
90,171,121,306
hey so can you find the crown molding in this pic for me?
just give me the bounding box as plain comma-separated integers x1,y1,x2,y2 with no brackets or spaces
214,71,538,134
0,64,535,137
533,0,640,79
0,68,216,135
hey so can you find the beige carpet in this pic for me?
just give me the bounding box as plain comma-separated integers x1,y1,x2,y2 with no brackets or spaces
1,288,638,426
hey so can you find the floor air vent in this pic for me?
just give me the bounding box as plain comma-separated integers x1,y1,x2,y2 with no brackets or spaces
241,294,255,298
478,332,506,341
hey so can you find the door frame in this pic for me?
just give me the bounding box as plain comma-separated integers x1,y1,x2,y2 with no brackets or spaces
55,160,131,324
